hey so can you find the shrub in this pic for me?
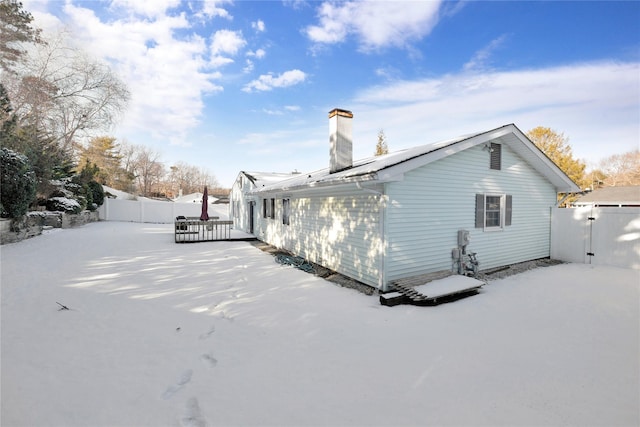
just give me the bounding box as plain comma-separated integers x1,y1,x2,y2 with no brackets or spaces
46,197,82,214
87,180,104,207
0,148,36,218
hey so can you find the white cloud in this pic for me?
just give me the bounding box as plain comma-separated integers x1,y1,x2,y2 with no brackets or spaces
243,59,254,73
242,69,307,92
210,29,246,55
110,0,182,17
306,1,442,51
247,48,266,59
197,0,233,19
349,61,640,165
244,49,266,72
209,29,246,68
262,109,284,116
45,2,224,144
252,19,266,32
463,35,509,72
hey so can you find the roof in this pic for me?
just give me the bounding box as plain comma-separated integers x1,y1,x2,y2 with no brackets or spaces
574,186,640,205
238,171,301,189
173,192,218,203
253,124,581,194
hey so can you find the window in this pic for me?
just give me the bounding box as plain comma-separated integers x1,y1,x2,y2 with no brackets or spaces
485,195,501,227
262,198,268,218
490,143,502,170
282,198,290,225
269,198,275,219
476,194,512,230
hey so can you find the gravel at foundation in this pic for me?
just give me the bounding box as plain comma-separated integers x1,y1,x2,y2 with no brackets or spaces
251,240,563,296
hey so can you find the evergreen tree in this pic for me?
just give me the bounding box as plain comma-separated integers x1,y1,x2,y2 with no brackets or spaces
77,136,128,187
0,147,36,217
0,0,44,72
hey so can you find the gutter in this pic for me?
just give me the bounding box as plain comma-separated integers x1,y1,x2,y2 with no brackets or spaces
250,172,378,196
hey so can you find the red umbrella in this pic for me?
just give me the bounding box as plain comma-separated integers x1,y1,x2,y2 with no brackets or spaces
200,186,209,221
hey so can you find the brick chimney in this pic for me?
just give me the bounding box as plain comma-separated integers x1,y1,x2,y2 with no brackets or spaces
329,108,353,173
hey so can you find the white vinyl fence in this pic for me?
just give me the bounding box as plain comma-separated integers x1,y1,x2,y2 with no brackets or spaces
551,207,640,270
98,198,229,223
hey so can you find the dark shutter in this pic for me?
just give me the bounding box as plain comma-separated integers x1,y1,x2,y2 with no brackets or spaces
505,195,512,226
490,143,501,170
475,194,484,228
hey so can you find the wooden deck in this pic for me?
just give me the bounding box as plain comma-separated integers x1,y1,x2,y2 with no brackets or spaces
174,217,250,243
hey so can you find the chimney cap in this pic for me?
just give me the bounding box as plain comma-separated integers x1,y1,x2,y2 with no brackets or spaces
328,108,353,119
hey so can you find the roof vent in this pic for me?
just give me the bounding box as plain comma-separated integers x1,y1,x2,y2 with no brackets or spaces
329,108,353,173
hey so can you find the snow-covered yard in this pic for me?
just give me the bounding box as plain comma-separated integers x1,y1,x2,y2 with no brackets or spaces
1,221,638,427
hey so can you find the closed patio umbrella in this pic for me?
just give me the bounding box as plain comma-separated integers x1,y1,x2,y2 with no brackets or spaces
200,186,209,221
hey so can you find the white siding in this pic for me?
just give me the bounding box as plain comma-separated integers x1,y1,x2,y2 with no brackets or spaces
256,189,383,288
229,175,254,233
385,143,557,282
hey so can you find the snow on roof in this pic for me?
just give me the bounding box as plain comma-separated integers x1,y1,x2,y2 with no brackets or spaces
250,133,477,194
240,171,302,188
173,193,218,204
252,124,580,194
103,185,152,201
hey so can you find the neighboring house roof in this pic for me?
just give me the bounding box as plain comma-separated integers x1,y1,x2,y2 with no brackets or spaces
573,186,640,206
173,193,218,203
253,124,581,194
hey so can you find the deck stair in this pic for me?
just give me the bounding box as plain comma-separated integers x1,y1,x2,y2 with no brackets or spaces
381,272,485,307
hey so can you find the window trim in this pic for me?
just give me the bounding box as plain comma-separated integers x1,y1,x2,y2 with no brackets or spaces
475,193,512,231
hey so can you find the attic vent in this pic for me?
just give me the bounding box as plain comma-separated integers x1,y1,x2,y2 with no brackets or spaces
490,143,502,170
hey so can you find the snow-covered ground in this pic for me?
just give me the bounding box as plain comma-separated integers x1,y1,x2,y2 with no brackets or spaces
1,222,638,427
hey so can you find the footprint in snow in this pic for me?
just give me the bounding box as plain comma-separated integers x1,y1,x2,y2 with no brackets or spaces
161,369,193,400
200,353,217,369
198,325,215,340
180,397,207,427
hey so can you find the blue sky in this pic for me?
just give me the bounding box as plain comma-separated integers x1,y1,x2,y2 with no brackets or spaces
25,0,640,187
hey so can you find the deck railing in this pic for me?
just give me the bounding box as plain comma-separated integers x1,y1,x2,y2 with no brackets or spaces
174,217,234,243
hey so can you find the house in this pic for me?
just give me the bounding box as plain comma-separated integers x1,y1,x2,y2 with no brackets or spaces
230,109,580,292
572,186,640,207
230,171,300,234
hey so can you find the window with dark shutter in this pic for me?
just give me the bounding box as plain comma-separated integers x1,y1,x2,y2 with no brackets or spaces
505,195,512,226
490,143,501,170
475,193,513,229
475,194,484,228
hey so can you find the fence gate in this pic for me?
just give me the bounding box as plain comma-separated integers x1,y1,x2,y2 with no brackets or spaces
551,207,640,270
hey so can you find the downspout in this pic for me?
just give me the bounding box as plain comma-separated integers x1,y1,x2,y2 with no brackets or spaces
356,182,387,292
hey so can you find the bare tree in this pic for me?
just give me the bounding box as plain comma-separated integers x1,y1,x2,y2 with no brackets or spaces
6,30,130,154
166,162,220,197
597,149,640,187
131,145,164,197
